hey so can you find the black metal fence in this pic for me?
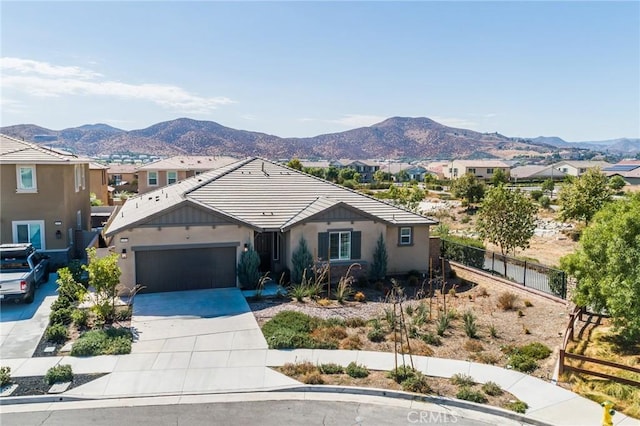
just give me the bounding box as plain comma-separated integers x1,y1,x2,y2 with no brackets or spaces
441,239,567,299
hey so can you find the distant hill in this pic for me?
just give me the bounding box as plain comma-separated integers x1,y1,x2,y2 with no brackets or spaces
530,136,640,154
2,117,635,159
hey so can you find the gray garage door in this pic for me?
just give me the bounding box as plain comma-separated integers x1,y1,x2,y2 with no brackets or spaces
135,247,236,293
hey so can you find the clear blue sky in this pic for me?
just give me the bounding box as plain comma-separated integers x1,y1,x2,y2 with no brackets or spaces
1,1,639,141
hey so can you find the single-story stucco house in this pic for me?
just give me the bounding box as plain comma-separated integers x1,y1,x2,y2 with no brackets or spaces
105,158,437,293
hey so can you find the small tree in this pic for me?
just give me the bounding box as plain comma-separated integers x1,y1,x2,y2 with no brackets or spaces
541,178,555,196
491,169,509,186
373,170,392,183
286,158,303,171
477,185,537,276
325,166,339,182
237,244,261,289
450,173,485,209
608,175,626,192
84,248,122,324
558,168,612,224
560,193,640,341
291,237,314,284
370,233,388,281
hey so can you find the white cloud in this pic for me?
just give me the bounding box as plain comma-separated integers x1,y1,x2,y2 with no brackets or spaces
0,57,234,113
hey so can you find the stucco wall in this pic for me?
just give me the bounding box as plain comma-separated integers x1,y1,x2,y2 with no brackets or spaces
0,163,90,252
112,224,254,290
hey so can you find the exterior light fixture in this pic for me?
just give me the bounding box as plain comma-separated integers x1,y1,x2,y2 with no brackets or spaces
121,249,127,259
243,244,249,252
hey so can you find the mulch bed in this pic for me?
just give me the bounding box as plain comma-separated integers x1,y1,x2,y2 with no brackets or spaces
4,373,107,397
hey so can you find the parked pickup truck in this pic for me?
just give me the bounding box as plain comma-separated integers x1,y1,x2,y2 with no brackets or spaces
0,244,50,304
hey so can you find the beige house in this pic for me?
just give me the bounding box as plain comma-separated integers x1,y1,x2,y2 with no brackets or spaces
89,162,110,205
0,134,91,266
552,160,611,177
107,164,138,186
105,158,436,293
136,156,238,194
443,160,511,180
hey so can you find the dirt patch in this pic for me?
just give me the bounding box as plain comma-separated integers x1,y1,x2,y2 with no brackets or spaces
251,268,570,381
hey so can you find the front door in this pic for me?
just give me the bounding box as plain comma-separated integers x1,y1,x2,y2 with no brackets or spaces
254,232,272,273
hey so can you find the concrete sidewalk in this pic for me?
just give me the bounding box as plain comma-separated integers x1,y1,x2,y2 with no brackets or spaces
2,349,638,425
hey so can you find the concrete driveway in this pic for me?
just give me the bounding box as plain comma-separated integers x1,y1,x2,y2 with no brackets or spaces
131,288,267,354
0,274,58,359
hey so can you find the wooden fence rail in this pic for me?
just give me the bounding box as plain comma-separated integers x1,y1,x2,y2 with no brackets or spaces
558,306,640,387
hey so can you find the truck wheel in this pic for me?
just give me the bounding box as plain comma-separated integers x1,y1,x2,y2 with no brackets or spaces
23,288,34,304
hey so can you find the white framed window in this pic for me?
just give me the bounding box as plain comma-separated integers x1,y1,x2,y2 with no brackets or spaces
16,165,37,193
148,171,158,186
399,227,413,246
468,168,476,174
329,231,351,260
75,164,86,192
487,168,494,174
12,220,45,250
167,171,178,184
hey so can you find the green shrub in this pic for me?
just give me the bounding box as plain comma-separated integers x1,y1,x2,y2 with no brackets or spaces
402,374,432,394
70,328,132,356
530,190,543,201
71,308,89,328
442,236,486,269
436,314,451,336
456,387,487,403
291,237,314,284
346,362,369,378
481,381,503,396
508,354,539,373
45,323,68,344
489,324,498,338
0,366,11,387
451,373,475,387
281,362,317,377
539,195,551,208
367,328,386,342
49,307,73,325
345,317,366,328
369,233,388,281
463,310,478,338
421,332,442,346
263,311,315,336
519,342,552,360
114,306,133,321
319,363,344,374
44,364,73,385
387,365,416,383
237,244,261,289
51,297,72,311
506,400,528,413
266,329,315,349
289,283,308,302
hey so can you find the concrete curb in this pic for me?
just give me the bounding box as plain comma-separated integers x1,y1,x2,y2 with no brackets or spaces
0,383,553,425
272,385,554,426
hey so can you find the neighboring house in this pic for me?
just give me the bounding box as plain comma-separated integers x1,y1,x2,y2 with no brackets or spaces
382,163,428,181
0,134,91,266
136,155,238,194
552,160,611,177
342,159,380,183
603,160,640,185
105,158,436,293
426,161,449,180
443,160,511,180
89,162,111,205
107,164,138,187
510,165,568,181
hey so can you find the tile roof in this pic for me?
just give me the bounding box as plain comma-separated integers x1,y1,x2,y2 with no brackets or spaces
451,160,511,168
0,134,87,164
136,155,239,171
106,158,435,236
510,165,567,179
107,164,138,174
554,160,611,168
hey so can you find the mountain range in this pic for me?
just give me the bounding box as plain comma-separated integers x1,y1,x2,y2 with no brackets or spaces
2,117,638,160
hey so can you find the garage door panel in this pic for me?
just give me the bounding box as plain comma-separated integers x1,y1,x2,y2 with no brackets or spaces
135,247,236,293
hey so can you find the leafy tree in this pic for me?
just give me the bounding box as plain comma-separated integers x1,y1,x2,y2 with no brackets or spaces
395,169,410,182
477,186,537,275
380,183,426,212
373,170,392,183
490,169,509,186
303,167,325,179
325,166,340,182
369,233,388,281
450,173,485,208
541,178,555,196
558,168,612,224
338,167,360,183
291,237,314,284
423,173,437,186
84,248,122,324
237,244,261,289
560,193,640,341
608,175,626,192
286,158,303,171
